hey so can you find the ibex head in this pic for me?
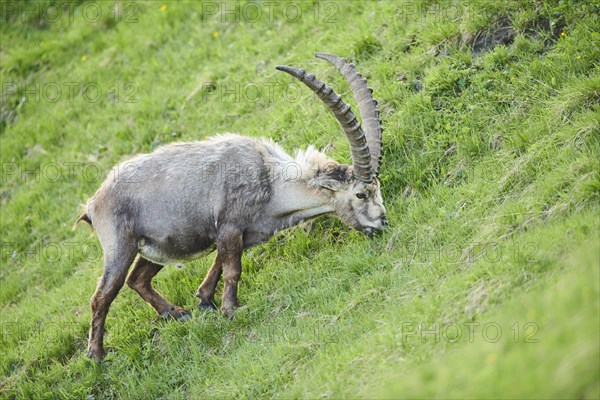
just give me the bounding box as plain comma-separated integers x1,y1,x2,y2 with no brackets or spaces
277,53,388,236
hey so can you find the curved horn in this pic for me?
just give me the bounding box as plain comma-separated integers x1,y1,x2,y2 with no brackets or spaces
315,53,383,175
276,65,374,182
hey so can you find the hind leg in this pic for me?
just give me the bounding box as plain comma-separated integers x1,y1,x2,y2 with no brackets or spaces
126,257,191,321
87,240,137,361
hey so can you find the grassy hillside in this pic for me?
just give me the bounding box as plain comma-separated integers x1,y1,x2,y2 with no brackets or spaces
1,0,599,398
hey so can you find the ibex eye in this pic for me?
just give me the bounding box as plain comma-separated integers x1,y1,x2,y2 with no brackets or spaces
356,193,367,200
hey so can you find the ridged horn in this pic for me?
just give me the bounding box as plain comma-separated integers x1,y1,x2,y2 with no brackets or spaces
276,65,374,182
315,53,383,175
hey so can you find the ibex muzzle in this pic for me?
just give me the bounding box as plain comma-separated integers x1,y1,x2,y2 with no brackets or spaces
77,53,386,361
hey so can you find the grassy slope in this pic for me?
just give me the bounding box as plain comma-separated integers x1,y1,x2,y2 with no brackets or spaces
1,0,599,398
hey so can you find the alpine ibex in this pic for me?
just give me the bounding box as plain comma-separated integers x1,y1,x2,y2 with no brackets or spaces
77,53,387,361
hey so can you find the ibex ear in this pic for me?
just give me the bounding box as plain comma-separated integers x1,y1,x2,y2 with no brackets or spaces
314,164,352,192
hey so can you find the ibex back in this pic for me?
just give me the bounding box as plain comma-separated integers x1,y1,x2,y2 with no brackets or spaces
77,53,387,361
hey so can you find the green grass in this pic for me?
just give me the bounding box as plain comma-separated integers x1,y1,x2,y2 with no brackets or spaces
1,0,599,398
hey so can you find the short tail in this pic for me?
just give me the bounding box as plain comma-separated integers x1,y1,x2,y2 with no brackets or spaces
73,209,93,231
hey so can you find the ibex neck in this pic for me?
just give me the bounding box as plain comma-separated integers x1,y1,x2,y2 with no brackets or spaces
268,180,334,229
259,141,336,231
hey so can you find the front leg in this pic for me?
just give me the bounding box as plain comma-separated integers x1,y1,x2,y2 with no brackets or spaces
196,251,223,310
217,225,243,319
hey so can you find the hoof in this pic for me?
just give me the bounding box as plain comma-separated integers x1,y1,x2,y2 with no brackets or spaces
86,347,105,362
198,301,217,312
161,306,192,322
221,306,236,320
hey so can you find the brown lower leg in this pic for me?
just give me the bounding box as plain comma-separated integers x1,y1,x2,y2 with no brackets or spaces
221,259,241,318
217,227,243,318
126,257,190,320
88,286,121,361
87,245,137,361
196,252,223,308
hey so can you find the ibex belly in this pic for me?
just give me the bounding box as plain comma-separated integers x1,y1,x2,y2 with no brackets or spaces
137,235,216,265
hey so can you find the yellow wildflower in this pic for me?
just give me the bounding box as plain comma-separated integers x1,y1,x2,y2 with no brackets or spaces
560,32,566,38
576,55,581,60
81,54,87,62
160,5,167,12
213,31,219,39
